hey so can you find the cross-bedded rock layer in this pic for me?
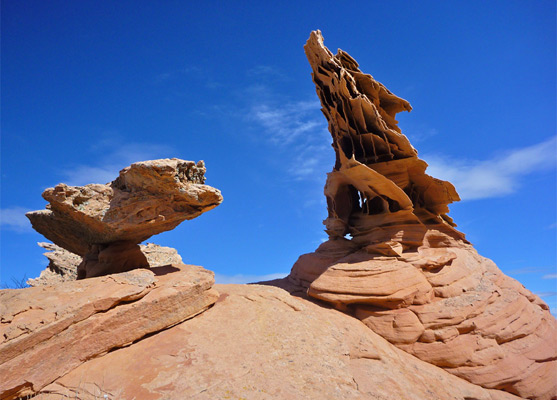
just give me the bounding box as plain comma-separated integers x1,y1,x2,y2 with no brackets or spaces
26,158,222,279
287,30,556,400
0,264,218,400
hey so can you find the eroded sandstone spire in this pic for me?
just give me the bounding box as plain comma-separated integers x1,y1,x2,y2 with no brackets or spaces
26,158,222,279
288,30,556,400
305,30,464,250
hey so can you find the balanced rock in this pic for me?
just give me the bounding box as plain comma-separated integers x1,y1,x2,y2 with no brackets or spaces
26,158,222,279
0,263,218,400
287,30,556,400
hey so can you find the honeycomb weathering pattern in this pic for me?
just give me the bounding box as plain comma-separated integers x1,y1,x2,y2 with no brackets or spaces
287,30,557,400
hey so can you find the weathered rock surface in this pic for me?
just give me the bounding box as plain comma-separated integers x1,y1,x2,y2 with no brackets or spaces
286,30,556,400
141,242,184,266
28,243,185,286
77,240,149,279
26,284,519,400
0,263,218,400
26,158,222,278
27,242,80,286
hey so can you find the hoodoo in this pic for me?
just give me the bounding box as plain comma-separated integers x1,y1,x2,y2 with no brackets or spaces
288,30,556,400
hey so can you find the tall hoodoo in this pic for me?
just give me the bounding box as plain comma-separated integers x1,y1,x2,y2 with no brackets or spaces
305,30,464,251
288,30,556,400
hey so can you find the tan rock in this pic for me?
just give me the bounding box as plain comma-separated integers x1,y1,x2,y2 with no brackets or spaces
308,252,434,308
77,240,149,279
26,158,222,278
141,242,183,266
404,334,503,368
27,242,80,286
285,30,557,400
32,284,519,400
0,263,218,400
288,239,358,287
28,242,186,286
355,306,424,344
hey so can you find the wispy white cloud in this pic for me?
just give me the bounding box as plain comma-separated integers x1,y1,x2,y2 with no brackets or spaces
214,272,288,284
246,93,332,181
246,65,287,80
287,141,334,181
0,207,33,233
64,166,119,186
397,118,439,143
425,136,556,200
63,142,174,186
249,100,323,145
536,291,557,298
543,273,557,279
154,66,222,89
507,267,552,275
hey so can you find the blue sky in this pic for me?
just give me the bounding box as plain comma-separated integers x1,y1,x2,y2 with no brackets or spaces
1,1,555,310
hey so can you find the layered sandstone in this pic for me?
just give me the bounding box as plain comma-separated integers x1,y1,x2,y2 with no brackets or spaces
26,284,519,400
287,30,556,400
0,263,218,400
26,158,222,278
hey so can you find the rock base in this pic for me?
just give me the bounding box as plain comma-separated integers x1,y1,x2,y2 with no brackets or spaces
0,263,218,400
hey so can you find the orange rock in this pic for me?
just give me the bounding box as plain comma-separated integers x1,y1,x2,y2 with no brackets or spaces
26,242,81,286
34,284,520,400
286,30,557,400
28,242,185,286
76,240,149,278
355,306,424,344
0,264,218,400
308,253,433,308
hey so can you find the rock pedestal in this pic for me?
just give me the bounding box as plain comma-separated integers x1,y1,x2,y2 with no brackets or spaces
28,243,185,286
76,241,149,279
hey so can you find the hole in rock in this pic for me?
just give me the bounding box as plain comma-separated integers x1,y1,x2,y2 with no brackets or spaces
340,136,354,159
386,198,401,212
367,196,384,215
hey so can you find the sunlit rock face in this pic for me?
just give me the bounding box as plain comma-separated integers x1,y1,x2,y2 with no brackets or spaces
26,158,222,279
0,263,218,400
288,30,556,400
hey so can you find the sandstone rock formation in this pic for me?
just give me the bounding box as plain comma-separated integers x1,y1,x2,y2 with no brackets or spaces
4,30,555,400
0,263,218,400
27,242,184,286
140,242,184,266
26,158,222,279
287,30,556,400
26,242,80,286
12,284,520,400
